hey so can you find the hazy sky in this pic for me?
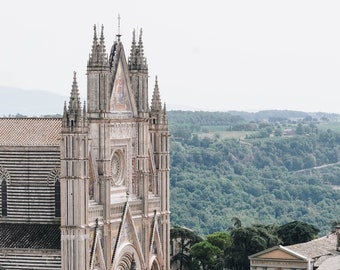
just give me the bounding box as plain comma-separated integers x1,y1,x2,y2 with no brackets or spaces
1,0,340,113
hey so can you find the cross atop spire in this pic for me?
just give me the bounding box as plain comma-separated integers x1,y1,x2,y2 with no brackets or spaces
117,14,122,41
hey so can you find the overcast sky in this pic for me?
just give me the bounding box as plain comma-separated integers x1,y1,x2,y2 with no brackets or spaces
1,0,340,113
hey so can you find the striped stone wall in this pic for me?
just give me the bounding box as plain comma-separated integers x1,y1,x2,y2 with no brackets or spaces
0,249,61,269
0,146,60,223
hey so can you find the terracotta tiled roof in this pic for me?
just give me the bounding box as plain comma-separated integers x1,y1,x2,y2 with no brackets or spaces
286,233,340,268
0,118,62,146
0,223,60,249
286,233,337,259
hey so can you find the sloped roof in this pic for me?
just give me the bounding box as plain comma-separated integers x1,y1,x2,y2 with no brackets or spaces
286,233,338,260
0,118,62,146
250,234,340,269
285,233,340,268
249,245,309,261
0,223,60,250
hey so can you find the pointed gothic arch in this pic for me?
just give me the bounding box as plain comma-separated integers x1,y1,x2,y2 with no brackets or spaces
113,244,144,270
150,258,160,270
0,167,10,185
48,169,60,217
89,150,100,202
1,178,7,217
0,167,10,217
55,179,60,218
117,252,136,270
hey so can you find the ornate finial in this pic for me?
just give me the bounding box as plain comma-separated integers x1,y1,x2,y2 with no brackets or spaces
83,101,87,116
93,25,97,39
100,24,104,39
163,102,167,113
117,14,122,41
138,28,144,56
63,101,67,115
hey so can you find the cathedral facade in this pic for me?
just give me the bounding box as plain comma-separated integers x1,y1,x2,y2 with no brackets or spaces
0,25,170,270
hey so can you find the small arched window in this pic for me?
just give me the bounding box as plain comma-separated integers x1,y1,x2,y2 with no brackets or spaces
1,179,7,217
55,179,60,217
0,167,10,217
48,169,60,218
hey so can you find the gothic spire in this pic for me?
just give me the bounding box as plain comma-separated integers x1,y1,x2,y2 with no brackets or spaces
128,28,147,71
163,102,167,114
151,76,162,112
68,71,81,114
137,29,144,57
89,25,98,64
129,29,137,59
82,101,87,125
62,101,68,127
88,24,108,67
63,101,67,117
99,25,107,59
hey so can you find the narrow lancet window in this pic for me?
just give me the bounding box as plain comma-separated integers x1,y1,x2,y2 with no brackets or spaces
55,179,61,217
1,179,7,216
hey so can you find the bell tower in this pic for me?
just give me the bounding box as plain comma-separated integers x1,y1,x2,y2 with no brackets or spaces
87,25,111,116
128,29,149,115
150,77,171,270
60,72,89,270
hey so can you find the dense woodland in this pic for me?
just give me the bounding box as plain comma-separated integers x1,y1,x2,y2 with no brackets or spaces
168,110,340,237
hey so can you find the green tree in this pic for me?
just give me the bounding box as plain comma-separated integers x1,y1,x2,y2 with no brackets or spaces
170,226,202,270
206,232,231,269
190,240,222,270
277,221,319,245
207,232,231,251
227,224,281,270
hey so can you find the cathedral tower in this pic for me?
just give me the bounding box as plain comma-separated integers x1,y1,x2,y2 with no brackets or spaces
150,77,171,269
61,72,89,269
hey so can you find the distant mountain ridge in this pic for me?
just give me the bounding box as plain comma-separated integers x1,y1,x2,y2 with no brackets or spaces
0,86,67,116
1,86,339,120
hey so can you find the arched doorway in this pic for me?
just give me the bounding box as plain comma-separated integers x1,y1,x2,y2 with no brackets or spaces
113,244,143,270
116,253,136,270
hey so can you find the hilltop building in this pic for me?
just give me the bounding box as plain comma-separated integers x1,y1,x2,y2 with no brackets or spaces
0,25,170,270
249,226,340,269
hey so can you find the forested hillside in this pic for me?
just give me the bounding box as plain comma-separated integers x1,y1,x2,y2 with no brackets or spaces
168,110,340,236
